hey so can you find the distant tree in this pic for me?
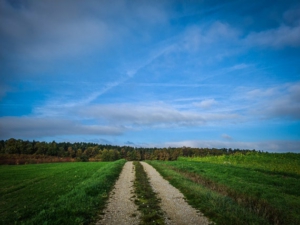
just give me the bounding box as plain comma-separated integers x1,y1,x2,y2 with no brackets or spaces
35,142,47,155
47,141,58,156
101,149,110,161
58,147,66,157
67,147,75,158
79,154,89,162
0,140,5,153
120,148,127,159
108,150,115,161
76,149,83,158
5,138,19,154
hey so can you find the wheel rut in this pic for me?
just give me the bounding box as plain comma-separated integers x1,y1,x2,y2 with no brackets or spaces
96,161,140,225
141,162,211,225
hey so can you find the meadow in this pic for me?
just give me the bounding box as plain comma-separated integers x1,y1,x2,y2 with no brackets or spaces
0,160,125,225
1,152,299,225
147,152,300,225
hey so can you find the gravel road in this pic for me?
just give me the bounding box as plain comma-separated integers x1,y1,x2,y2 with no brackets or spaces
141,162,211,225
97,161,211,225
96,161,140,225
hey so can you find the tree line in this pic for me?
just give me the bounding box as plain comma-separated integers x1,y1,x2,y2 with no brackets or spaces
0,138,258,164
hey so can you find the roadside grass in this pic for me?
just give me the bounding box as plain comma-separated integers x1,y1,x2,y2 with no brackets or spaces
147,158,300,225
0,159,125,225
133,161,165,225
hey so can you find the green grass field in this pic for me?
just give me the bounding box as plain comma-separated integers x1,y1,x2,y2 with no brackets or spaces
147,153,300,225
178,152,300,175
0,160,125,225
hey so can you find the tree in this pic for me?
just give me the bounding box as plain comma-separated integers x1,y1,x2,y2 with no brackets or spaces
67,147,75,158
76,149,82,158
5,138,18,154
35,142,47,155
58,147,66,157
47,141,58,156
101,149,110,161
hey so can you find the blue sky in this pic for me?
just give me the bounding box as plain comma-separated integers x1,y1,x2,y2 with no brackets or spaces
1,0,300,152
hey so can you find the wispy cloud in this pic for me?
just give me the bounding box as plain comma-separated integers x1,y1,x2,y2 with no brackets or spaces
227,63,250,71
124,83,210,87
221,134,233,140
179,21,240,52
0,84,11,100
246,82,300,120
245,24,300,48
78,103,239,127
193,99,217,109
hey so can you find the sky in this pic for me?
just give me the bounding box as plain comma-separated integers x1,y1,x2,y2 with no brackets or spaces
0,0,300,152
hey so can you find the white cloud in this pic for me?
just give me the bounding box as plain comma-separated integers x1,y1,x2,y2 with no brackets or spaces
228,63,249,71
194,99,217,109
245,24,300,48
246,82,300,120
180,21,240,52
78,103,239,128
0,0,171,63
0,3,113,60
246,88,278,99
165,140,300,153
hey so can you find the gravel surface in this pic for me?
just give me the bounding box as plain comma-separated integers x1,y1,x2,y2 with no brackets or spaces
96,161,140,225
141,162,211,225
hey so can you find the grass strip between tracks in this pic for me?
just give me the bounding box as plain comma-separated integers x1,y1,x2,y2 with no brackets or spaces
133,161,165,225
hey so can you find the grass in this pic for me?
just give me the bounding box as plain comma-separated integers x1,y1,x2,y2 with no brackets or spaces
178,152,300,176
133,161,165,225
0,159,126,225
147,153,300,225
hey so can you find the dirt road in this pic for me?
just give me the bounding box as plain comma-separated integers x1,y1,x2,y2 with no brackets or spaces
96,161,140,225
141,162,211,225
97,161,211,225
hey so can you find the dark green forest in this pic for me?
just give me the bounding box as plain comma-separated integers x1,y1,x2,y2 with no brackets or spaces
0,138,259,164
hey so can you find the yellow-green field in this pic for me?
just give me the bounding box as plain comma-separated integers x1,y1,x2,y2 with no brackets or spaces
148,153,300,225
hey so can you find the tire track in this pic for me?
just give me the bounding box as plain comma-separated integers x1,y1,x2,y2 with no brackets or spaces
141,162,211,225
96,161,140,225
97,161,211,225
